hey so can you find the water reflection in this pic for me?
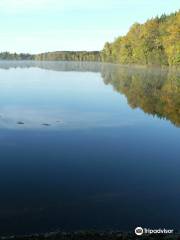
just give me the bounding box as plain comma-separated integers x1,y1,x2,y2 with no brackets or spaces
0,61,180,235
101,66,180,127
0,61,179,127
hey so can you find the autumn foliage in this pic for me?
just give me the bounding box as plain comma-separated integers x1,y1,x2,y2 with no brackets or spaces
102,10,180,66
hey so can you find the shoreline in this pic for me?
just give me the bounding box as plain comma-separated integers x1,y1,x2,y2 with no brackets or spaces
1,230,179,240
0,59,179,71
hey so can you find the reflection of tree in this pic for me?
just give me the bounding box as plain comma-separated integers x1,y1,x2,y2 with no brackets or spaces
0,61,103,73
0,61,179,126
102,66,180,127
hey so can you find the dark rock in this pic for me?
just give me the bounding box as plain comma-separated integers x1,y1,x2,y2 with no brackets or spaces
42,123,51,126
17,121,24,125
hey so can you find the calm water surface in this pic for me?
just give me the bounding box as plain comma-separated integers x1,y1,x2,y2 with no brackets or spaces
0,61,179,235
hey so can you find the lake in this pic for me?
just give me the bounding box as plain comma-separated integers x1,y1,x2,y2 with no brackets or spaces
0,61,179,236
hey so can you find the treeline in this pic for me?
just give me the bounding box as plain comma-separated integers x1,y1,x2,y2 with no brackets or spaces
102,10,180,66
0,52,33,60
0,51,101,61
34,51,101,61
0,10,179,66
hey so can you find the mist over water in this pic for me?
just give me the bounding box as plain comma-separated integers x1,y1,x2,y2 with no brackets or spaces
0,61,179,235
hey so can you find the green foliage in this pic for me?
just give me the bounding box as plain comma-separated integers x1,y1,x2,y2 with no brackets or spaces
0,52,33,60
0,10,179,66
102,10,180,66
34,51,101,62
0,51,101,62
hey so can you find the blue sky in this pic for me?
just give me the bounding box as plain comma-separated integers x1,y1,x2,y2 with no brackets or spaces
0,0,179,53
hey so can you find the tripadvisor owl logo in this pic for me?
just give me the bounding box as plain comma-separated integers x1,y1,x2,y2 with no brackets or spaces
135,227,174,235
135,227,143,236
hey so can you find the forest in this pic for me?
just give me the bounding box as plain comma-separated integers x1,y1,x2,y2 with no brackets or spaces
34,51,101,61
0,10,179,66
101,10,180,66
0,52,33,60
